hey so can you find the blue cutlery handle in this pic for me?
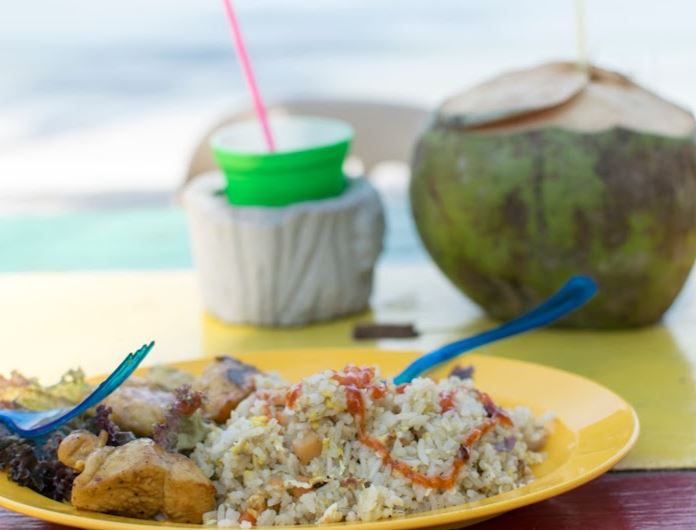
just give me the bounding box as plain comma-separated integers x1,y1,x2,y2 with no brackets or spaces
393,276,597,385
0,341,154,438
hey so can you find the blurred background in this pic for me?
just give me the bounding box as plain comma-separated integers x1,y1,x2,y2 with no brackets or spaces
3,0,695,199
1,0,695,268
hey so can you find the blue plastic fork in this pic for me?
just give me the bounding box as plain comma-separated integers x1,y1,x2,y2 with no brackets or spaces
0,341,154,439
393,276,597,384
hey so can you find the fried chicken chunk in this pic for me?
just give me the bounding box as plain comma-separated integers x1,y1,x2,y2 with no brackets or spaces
57,429,108,472
58,432,215,523
192,356,258,423
102,385,174,436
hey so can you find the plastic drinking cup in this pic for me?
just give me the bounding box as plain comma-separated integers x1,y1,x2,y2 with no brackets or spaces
211,115,353,207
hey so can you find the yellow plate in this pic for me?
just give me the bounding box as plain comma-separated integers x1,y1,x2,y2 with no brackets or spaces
0,348,639,530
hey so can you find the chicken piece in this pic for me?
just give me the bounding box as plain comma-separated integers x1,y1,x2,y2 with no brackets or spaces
59,433,215,523
103,385,174,436
192,356,258,423
56,429,107,472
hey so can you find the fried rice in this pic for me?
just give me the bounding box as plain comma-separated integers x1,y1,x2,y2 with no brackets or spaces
192,366,550,527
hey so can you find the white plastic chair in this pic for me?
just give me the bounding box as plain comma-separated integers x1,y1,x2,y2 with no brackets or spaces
183,99,430,185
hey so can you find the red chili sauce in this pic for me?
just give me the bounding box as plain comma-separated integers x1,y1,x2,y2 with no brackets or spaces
256,390,285,423
438,389,457,413
286,383,303,408
284,365,512,491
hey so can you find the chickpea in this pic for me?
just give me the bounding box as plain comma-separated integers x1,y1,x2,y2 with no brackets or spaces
291,430,323,465
247,493,266,512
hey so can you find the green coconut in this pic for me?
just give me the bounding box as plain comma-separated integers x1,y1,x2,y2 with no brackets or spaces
411,62,696,328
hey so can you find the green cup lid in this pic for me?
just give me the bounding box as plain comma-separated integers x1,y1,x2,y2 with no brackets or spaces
211,116,353,207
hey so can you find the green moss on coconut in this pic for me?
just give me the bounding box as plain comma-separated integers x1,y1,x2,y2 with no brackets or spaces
411,63,696,328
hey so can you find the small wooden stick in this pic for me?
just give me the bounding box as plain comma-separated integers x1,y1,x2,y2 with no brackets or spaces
575,0,589,73
352,323,419,340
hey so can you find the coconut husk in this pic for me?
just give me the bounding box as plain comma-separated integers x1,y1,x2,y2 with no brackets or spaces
439,62,695,137
411,62,696,328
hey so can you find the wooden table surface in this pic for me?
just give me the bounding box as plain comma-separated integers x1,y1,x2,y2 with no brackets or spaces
2,204,696,529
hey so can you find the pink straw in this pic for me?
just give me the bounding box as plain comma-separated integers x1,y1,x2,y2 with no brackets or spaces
221,0,276,151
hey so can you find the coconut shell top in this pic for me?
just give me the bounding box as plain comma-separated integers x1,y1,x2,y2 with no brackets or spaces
439,62,695,137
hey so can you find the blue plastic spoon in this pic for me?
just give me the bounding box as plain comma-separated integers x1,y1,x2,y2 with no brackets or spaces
393,276,597,385
0,341,154,438
0,278,595,436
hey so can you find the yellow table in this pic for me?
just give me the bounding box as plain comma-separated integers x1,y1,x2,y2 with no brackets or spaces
1,261,695,470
